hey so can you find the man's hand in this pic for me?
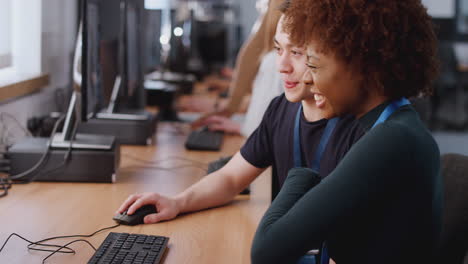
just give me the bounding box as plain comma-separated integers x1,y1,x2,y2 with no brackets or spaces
191,109,233,129
194,115,241,134
177,95,219,113
116,192,181,224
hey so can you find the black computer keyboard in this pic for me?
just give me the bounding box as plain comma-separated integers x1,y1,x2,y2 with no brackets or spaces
88,232,169,264
185,128,224,151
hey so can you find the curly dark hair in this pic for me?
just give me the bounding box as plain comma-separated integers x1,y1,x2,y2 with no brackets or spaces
283,0,438,98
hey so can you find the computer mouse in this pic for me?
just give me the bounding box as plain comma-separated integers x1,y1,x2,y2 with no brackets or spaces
113,204,157,225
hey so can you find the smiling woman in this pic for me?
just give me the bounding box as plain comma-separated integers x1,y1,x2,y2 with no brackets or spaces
251,1,442,264
284,0,438,103
285,0,438,119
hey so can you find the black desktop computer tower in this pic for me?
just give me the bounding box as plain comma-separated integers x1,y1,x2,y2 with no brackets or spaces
77,110,157,145
8,137,119,183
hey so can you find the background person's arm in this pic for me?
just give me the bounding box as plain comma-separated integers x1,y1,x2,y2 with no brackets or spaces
223,2,280,114
192,0,283,128
194,115,242,134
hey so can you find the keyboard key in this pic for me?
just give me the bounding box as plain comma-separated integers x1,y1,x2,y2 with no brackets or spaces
87,232,169,264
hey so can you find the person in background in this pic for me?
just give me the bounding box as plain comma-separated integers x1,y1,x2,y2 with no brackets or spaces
196,49,283,136
251,1,442,263
190,0,284,137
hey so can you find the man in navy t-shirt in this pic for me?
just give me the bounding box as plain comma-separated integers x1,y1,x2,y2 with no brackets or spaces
115,14,364,225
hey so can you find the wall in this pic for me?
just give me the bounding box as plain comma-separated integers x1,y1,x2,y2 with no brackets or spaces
239,0,259,42
0,0,12,68
0,0,77,132
422,0,455,18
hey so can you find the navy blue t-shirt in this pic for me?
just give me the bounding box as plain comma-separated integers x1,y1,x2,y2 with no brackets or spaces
240,94,365,187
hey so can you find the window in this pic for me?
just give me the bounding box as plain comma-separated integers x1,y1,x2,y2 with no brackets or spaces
0,0,42,87
422,0,455,18
458,0,468,34
0,0,12,70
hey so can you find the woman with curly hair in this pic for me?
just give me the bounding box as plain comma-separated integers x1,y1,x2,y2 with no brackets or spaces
251,1,442,264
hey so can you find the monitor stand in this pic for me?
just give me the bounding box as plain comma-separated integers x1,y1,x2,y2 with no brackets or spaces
8,92,119,183
77,76,157,145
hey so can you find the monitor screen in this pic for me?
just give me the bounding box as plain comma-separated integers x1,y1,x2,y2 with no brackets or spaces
125,3,140,98
82,0,105,121
120,0,145,109
142,9,162,72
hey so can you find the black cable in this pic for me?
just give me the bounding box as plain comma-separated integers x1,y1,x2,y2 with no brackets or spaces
0,178,11,198
0,112,32,137
7,115,65,181
0,178,11,188
0,233,75,255
30,223,120,245
0,115,66,198
16,119,77,184
0,159,11,174
0,183,8,198
0,224,120,262
42,239,96,264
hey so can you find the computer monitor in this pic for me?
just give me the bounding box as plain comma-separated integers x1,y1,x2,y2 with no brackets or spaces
98,0,147,114
75,0,141,117
51,0,114,150
76,0,156,146
120,0,145,110
142,9,162,72
83,0,105,120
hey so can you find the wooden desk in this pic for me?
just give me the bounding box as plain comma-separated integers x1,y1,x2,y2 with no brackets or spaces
0,123,271,264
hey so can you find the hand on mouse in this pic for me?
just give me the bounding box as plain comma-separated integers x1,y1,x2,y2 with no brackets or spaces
117,192,180,224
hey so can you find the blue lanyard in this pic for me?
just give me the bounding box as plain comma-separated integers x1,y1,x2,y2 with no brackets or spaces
293,104,340,264
293,105,340,172
293,97,410,264
371,97,411,129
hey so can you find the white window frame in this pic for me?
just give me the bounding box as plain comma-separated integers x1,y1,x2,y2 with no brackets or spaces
0,0,42,88
0,0,12,70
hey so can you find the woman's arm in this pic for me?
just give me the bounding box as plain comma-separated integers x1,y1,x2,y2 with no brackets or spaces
251,124,418,263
